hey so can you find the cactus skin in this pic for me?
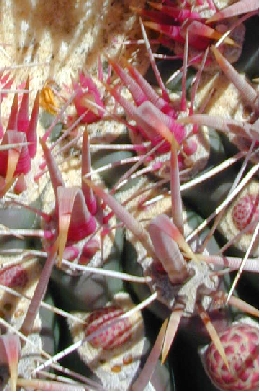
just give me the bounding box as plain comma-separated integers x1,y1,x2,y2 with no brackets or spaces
0,265,29,289
232,194,259,233
203,322,259,391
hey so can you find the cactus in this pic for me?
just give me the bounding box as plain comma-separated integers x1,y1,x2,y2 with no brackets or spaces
0,0,258,390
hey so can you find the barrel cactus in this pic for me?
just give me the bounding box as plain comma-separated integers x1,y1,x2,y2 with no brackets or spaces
0,0,258,390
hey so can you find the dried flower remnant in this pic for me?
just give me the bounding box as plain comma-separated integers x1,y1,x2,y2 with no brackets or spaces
68,293,147,391
199,318,259,391
232,194,258,233
84,306,132,349
0,265,29,289
218,180,259,256
0,260,42,329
